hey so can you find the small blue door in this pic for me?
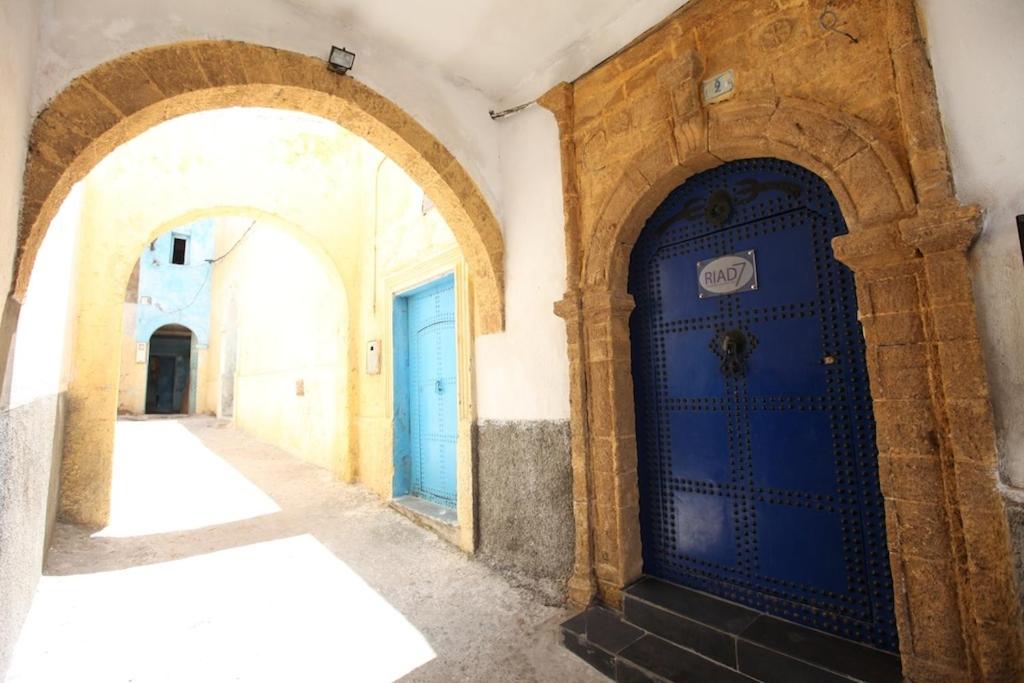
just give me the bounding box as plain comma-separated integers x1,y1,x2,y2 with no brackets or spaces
629,158,897,650
394,275,458,509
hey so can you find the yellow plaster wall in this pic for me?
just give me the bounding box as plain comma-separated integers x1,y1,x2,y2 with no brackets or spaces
208,218,349,475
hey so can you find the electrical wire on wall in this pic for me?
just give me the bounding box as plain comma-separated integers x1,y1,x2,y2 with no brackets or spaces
156,219,257,317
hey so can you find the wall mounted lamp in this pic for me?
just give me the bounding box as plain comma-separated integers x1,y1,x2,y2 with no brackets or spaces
328,46,356,75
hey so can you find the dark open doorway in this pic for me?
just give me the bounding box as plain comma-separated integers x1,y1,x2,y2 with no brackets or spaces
145,324,194,415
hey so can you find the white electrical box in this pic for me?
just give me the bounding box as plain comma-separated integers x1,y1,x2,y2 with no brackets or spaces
136,342,147,363
366,340,381,375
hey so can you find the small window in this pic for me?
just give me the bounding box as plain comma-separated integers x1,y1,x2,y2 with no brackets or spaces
171,236,188,265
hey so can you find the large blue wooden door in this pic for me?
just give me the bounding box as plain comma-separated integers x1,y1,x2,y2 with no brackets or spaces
629,158,897,650
406,276,458,509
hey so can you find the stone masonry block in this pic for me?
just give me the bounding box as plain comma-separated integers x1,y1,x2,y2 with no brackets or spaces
903,557,967,665
233,43,284,84
135,44,209,96
968,565,1019,625
893,500,951,561
46,78,122,141
873,399,938,455
953,460,1002,517
190,42,249,87
767,102,866,169
974,620,1024,682
29,110,95,168
937,340,989,400
707,101,775,159
900,655,970,683
924,251,974,307
85,58,165,116
931,304,979,342
875,343,931,399
20,153,65,213
863,274,920,315
878,454,945,503
861,311,925,345
835,146,905,225
945,399,998,464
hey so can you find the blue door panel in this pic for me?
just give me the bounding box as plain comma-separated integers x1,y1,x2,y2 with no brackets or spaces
755,502,848,594
673,491,737,567
401,275,458,510
657,250,720,321
733,221,818,311
749,410,837,495
670,412,731,484
665,330,722,398
746,317,827,396
629,158,896,651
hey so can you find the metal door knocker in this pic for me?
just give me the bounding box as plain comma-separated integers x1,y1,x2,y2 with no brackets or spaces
712,329,756,378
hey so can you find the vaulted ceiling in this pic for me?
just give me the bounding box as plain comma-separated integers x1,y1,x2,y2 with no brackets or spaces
280,0,687,105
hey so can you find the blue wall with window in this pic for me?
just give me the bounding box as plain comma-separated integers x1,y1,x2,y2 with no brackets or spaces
135,220,214,346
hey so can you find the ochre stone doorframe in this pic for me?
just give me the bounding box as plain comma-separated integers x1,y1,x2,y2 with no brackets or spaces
540,1,1024,679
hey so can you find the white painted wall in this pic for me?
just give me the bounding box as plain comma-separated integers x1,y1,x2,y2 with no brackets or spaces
476,106,570,421
920,0,1024,488
34,0,502,218
9,186,82,408
0,0,42,342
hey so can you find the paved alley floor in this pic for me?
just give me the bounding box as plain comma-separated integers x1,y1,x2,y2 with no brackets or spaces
6,417,602,683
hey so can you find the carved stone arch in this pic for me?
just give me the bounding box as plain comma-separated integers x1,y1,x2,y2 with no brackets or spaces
582,97,917,292
15,40,504,333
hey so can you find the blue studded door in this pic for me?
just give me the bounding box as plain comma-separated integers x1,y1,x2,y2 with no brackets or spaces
629,158,897,650
407,275,458,509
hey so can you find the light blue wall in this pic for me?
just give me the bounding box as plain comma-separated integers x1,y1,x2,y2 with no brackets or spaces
135,219,214,346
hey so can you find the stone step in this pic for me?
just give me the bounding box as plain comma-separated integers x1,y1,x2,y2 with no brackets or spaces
562,606,749,682
561,577,903,682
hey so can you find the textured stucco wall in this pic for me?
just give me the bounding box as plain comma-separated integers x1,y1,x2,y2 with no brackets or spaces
475,420,574,602
0,393,64,678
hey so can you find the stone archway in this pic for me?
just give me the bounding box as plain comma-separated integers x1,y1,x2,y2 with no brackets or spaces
13,40,504,335
543,86,1023,680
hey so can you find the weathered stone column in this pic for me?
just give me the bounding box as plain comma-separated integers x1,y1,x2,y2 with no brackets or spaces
581,289,642,606
900,205,1024,682
835,210,1024,681
542,83,601,606
554,291,597,605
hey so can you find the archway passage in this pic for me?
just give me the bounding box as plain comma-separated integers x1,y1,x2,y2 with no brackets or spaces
145,325,194,415
13,39,504,334
628,158,896,650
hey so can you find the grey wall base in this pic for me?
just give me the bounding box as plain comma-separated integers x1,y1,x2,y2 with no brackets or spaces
0,393,65,677
474,420,574,604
